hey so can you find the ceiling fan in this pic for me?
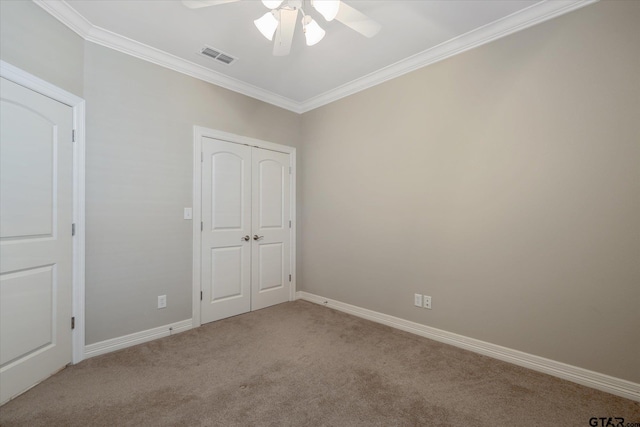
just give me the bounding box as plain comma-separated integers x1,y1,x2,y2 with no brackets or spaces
182,0,381,56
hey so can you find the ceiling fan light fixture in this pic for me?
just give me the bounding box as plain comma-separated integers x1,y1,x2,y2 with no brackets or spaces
254,11,279,41
261,0,284,9
303,15,325,46
311,0,340,21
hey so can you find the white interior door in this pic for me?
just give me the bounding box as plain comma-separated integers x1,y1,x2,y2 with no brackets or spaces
200,138,291,324
0,77,74,404
200,138,252,324
251,148,291,311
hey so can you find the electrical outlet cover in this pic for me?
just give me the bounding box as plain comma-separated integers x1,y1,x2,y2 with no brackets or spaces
424,295,432,309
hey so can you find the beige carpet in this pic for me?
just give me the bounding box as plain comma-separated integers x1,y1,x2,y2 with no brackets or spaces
1,301,638,426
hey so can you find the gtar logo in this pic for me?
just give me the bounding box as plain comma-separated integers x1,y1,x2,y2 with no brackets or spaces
589,418,625,427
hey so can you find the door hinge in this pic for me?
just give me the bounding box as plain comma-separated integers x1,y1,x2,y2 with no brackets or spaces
201,152,203,163
200,291,203,301
289,166,292,174
289,220,292,229
289,274,292,282
72,223,76,236
201,221,203,231
72,129,76,142
71,317,75,330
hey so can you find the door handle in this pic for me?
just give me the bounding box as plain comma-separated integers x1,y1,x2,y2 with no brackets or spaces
242,235,250,241
253,235,264,241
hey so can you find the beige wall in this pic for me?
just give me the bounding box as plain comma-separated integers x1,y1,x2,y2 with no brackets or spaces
2,0,638,383
300,0,640,383
0,0,84,96
1,1,302,345
83,44,301,343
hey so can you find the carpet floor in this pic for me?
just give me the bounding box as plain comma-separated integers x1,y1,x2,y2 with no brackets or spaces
0,300,638,426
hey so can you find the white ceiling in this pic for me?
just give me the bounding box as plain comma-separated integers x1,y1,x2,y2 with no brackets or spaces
37,0,595,113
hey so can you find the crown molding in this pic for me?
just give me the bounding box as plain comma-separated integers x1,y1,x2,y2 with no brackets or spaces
298,0,598,113
34,0,93,35
33,0,304,113
34,0,597,115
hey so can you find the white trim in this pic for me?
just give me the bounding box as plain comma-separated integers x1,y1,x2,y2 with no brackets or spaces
289,149,297,302
33,0,597,114
192,127,297,328
0,60,87,365
33,0,93,36
71,91,86,365
297,291,640,402
298,0,598,113
33,0,301,113
84,319,193,359
0,59,84,110
192,129,202,328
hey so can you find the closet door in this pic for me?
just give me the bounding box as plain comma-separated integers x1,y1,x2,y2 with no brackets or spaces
200,138,252,324
200,138,292,324
251,148,291,311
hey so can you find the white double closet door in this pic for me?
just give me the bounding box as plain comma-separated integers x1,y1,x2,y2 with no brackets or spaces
200,138,291,324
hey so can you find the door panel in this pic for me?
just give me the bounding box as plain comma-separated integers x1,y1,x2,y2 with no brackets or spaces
0,265,55,365
211,152,244,230
251,149,291,311
210,247,243,301
0,103,55,238
257,160,284,229
200,138,251,323
0,77,73,404
258,243,283,291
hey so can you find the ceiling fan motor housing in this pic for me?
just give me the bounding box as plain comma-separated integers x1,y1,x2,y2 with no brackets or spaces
288,0,302,9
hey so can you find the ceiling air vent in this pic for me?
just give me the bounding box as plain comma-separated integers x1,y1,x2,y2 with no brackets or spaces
200,46,237,65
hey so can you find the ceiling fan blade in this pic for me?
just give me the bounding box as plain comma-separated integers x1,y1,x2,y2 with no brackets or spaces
181,0,240,9
273,8,299,56
335,2,381,38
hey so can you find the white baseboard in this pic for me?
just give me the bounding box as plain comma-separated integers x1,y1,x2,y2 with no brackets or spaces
297,291,639,402
84,319,193,359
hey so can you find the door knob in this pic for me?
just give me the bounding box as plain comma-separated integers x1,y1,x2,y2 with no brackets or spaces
253,235,264,241
242,235,250,241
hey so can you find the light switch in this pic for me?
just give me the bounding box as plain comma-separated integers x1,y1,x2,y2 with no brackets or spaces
414,293,423,307
184,207,192,220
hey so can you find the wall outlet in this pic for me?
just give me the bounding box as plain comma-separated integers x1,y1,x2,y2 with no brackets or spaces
423,295,432,310
414,293,423,307
158,295,167,309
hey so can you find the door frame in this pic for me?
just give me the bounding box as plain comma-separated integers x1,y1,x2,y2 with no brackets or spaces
0,60,86,364
191,126,296,328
